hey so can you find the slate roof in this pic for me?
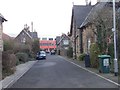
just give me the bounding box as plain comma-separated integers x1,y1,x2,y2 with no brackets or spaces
30,32,38,39
57,34,70,45
15,27,39,41
23,30,33,39
80,1,120,28
70,5,93,35
80,2,108,28
2,33,12,41
73,5,93,28
0,13,7,22
15,29,32,40
55,36,61,45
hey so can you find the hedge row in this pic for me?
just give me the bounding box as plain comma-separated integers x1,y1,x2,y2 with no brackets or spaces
2,51,16,78
2,39,39,78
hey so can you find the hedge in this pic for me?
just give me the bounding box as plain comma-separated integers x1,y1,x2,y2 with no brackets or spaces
16,52,28,63
90,43,100,68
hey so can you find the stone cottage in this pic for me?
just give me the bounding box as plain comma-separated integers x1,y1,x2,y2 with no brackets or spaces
56,34,71,56
69,4,93,59
15,24,38,44
80,1,120,54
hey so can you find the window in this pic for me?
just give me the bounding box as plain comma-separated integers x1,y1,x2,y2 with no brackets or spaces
22,32,24,35
21,37,26,43
63,40,69,45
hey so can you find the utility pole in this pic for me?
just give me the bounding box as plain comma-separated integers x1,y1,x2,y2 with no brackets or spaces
31,22,33,38
112,0,118,76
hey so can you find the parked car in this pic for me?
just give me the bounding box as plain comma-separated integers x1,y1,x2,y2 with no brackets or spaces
45,50,50,54
36,51,46,60
51,50,55,55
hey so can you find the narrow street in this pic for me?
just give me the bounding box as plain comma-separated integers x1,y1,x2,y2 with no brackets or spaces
9,55,118,88
1,0,120,90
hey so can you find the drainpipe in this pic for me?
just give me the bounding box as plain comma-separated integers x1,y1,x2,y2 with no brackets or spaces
79,29,83,54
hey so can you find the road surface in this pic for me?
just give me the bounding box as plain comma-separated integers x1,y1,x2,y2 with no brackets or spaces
9,55,118,88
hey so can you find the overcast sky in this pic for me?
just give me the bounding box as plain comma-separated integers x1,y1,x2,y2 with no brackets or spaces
0,0,97,39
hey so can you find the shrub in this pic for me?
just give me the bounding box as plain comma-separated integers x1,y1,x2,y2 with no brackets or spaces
67,47,73,58
16,57,20,65
107,43,114,72
78,53,86,61
108,43,114,59
27,52,35,58
16,52,28,63
2,51,17,78
13,43,21,53
22,44,31,54
3,40,14,51
32,39,40,54
14,43,34,60
90,43,100,68
14,43,31,54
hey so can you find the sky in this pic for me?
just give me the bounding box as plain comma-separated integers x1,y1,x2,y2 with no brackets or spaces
0,0,97,39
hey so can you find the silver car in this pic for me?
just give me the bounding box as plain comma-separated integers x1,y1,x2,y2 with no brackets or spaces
36,51,46,60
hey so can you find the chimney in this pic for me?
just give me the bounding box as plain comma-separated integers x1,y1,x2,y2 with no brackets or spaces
85,0,89,5
24,24,27,29
89,0,91,6
31,22,33,32
31,22,33,38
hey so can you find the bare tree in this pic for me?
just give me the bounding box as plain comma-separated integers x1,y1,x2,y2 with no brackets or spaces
92,7,114,54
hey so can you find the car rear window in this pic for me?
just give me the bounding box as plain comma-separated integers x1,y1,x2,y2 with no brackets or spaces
40,51,45,54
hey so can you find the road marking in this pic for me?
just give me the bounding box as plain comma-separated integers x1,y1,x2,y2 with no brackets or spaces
58,56,120,86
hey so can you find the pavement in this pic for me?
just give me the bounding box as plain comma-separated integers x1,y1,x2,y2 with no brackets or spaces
0,55,119,89
1,60,37,89
62,56,119,85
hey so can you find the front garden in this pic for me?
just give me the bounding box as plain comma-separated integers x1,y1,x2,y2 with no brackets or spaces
2,39,40,79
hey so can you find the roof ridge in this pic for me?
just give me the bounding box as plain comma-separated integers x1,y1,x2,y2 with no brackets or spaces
73,5,93,7
23,29,32,39
0,13,7,21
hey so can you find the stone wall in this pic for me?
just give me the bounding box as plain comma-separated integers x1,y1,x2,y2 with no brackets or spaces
0,22,2,82
82,24,96,54
0,21,3,52
76,29,80,59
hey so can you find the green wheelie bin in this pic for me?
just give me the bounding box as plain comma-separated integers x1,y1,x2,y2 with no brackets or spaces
98,55,111,73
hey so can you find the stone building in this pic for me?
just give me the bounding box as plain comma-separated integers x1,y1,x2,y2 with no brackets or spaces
56,34,71,56
80,1,120,54
69,4,93,59
0,13,7,83
15,24,38,44
69,1,120,60
0,13,7,51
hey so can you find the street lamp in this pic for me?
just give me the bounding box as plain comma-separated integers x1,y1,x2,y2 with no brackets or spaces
112,0,118,76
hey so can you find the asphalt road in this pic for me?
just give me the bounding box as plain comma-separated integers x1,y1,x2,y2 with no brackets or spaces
9,55,118,88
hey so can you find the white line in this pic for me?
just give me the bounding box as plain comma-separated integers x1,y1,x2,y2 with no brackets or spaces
58,56,120,86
